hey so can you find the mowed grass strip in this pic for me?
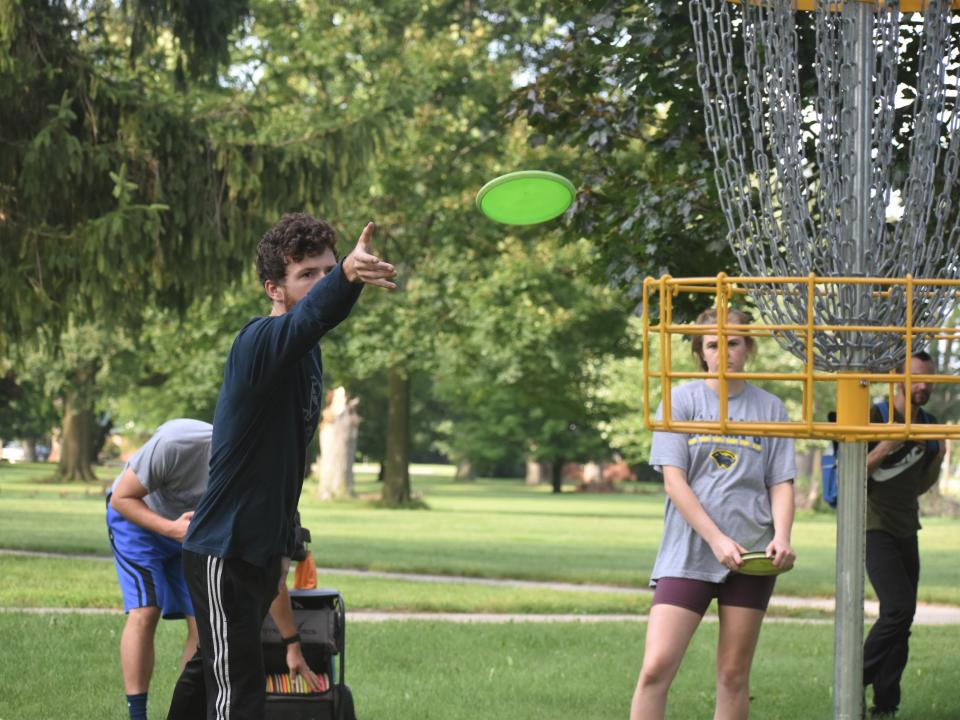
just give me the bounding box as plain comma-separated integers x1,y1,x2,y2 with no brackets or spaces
0,497,113,555
0,555,653,616
0,461,115,495
2,613,959,720
0,555,835,619
2,465,958,604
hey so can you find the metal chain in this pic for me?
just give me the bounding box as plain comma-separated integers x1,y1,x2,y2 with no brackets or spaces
688,0,960,372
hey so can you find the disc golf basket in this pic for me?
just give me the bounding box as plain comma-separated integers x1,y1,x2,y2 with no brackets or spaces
643,2,960,718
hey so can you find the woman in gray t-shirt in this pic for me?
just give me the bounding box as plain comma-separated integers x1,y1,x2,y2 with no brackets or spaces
629,308,796,720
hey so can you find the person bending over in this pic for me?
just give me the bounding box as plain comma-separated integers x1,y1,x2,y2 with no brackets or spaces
108,419,320,720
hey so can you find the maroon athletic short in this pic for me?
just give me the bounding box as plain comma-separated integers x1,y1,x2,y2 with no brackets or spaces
652,574,776,616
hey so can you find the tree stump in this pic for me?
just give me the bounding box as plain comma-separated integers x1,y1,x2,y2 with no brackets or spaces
317,387,360,501
524,458,550,486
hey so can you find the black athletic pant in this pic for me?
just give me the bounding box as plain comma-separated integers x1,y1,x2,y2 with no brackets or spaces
863,530,920,713
167,550,282,720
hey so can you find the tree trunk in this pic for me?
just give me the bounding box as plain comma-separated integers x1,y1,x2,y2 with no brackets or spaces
57,390,97,482
49,431,62,463
317,387,360,501
525,458,550,486
454,459,475,482
22,439,37,463
381,366,411,505
793,446,821,510
550,459,565,494
577,461,616,492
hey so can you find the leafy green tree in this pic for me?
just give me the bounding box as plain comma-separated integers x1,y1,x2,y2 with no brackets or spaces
13,320,138,478
313,2,555,503
108,285,265,430
429,234,630,490
0,369,58,459
514,1,736,307
244,2,645,499
1,0,383,479
519,1,940,302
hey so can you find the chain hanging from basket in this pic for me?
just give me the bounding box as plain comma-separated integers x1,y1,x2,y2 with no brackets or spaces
688,0,960,372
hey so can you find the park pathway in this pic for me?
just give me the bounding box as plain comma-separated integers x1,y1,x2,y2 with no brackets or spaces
2,549,959,624
0,606,838,624
308,566,960,625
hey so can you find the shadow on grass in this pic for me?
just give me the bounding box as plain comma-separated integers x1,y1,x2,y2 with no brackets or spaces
365,496,431,510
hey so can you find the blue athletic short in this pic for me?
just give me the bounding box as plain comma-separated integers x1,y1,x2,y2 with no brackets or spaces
106,499,194,619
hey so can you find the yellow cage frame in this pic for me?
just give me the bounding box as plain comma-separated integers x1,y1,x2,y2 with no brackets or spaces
732,1,960,11
641,274,960,441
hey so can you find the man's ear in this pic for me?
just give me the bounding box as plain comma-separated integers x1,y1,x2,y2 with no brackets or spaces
264,279,284,303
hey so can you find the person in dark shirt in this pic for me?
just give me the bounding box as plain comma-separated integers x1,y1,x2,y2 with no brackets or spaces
167,214,395,720
863,350,945,719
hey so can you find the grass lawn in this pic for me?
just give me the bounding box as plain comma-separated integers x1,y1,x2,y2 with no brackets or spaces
0,460,117,494
3,462,957,605
1,612,958,720
0,555,657,616
1,462,957,718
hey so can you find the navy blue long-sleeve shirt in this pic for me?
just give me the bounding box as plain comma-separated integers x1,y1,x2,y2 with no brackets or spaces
183,261,362,567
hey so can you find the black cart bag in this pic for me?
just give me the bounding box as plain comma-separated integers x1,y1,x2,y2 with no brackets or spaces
262,589,356,720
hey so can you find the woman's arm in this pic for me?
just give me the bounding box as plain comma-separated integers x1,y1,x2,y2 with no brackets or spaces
765,481,796,570
662,465,747,570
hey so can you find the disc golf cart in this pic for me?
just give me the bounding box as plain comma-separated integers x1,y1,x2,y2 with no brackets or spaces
262,588,354,720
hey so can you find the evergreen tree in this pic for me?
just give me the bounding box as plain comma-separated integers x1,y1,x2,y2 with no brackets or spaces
0,0,383,479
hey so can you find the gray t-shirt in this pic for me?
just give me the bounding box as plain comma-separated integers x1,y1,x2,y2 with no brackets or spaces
110,419,212,521
648,381,796,584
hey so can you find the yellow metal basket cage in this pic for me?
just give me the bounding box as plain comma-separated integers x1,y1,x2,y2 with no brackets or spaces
642,273,960,442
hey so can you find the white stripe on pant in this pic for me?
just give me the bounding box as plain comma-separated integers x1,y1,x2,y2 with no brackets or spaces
207,556,231,720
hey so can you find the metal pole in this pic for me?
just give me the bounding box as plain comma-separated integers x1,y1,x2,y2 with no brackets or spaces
834,3,873,718
834,437,867,720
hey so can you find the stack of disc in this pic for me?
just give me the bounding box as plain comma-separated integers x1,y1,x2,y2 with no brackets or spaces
266,672,329,694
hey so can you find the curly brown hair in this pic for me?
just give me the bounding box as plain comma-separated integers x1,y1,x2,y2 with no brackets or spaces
690,307,756,371
256,213,338,285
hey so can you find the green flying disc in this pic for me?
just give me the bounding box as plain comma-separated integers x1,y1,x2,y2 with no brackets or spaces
736,551,791,577
476,170,576,225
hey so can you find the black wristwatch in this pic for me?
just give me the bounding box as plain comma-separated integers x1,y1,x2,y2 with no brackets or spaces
281,633,301,646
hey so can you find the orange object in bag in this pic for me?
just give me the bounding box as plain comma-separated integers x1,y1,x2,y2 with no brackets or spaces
292,550,318,589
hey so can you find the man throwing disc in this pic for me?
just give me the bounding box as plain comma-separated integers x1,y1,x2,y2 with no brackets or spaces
167,214,395,719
